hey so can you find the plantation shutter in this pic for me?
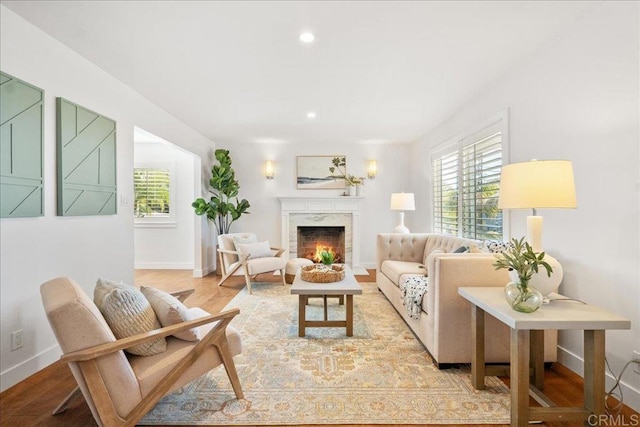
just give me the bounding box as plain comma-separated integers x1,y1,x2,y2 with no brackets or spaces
433,151,459,236
461,132,503,240
432,116,505,240
134,168,170,217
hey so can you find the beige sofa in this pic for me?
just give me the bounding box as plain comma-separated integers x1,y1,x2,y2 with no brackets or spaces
376,233,557,368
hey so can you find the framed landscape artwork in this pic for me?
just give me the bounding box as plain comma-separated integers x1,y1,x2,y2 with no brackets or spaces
297,156,346,189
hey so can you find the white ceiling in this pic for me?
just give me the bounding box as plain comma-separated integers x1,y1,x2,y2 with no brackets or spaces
3,1,599,146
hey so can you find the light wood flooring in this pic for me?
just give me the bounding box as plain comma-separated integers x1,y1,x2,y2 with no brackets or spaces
0,269,637,427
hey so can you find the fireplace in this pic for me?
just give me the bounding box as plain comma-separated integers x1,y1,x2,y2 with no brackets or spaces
297,226,345,263
279,197,362,272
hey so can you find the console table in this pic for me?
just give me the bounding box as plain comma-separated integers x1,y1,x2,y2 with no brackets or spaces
458,287,630,427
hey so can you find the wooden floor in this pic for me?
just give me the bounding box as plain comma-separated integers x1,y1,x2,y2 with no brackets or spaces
1,269,637,427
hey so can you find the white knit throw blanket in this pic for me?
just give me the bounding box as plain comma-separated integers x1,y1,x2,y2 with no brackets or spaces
400,276,428,319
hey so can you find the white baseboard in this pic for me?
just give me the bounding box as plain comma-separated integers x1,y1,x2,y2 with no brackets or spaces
134,261,194,270
557,345,640,412
360,262,377,270
193,265,215,278
0,344,61,392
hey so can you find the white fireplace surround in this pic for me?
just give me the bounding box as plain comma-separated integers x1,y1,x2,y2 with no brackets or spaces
279,197,363,273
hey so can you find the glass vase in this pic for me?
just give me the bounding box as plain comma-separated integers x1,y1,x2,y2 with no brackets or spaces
504,282,543,313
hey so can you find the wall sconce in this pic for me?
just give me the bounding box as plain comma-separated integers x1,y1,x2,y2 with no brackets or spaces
368,160,377,179
264,160,274,179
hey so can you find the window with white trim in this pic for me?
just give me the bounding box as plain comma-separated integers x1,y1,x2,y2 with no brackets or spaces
432,116,506,240
134,162,176,226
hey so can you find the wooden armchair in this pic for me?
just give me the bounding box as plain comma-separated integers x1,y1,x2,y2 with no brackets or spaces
217,232,287,294
41,277,243,427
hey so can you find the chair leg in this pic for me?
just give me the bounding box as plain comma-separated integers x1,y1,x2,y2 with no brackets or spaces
52,386,82,415
280,269,286,286
214,339,244,400
243,270,252,294
219,264,242,287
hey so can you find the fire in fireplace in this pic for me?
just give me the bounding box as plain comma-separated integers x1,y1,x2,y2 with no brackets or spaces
297,226,345,263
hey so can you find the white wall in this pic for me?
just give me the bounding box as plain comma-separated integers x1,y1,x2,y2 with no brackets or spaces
0,6,216,391
133,141,196,269
221,142,414,268
412,2,640,410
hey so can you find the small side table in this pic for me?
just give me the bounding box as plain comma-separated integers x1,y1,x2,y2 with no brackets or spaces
458,287,630,427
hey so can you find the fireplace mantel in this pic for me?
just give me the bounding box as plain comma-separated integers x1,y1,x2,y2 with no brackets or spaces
279,197,362,271
279,197,363,213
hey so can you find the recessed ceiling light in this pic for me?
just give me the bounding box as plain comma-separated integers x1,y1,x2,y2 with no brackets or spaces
306,111,317,119
299,32,315,43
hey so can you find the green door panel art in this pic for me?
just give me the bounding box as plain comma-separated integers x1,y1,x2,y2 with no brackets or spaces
57,97,117,216
0,72,44,218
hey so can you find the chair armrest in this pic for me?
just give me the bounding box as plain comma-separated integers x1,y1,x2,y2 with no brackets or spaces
217,248,240,255
170,288,195,303
217,247,249,263
270,247,285,257
60,308,240,363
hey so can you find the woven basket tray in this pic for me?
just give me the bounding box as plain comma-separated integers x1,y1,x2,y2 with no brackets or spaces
300,264,345,283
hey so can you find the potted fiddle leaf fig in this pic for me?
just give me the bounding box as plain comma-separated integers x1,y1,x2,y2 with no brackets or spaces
192,149,250,235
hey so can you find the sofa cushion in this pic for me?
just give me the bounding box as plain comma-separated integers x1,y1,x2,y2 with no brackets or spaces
141,286,201,341
94,278,167,356
422,235,480,265
381,260,427,286
128,310,242,397
246,255,287,274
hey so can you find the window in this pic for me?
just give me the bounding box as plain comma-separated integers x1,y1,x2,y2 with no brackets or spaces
134,163,176,226
432,115,507,240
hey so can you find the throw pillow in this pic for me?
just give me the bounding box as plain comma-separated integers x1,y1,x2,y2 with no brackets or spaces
235,240,272,259
94,278,166,356
453,246,470,253
141,286,201,341
482,240,516,253
232,234,258,247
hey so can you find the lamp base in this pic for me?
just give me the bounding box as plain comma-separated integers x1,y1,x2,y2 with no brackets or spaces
509,253,563,297
394,224,410,234
393,211,410,233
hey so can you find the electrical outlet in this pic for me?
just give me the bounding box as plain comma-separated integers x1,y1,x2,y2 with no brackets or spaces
633,351,640,375
11,330,23,351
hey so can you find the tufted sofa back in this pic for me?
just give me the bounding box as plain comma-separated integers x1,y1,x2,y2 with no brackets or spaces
376,233,480,270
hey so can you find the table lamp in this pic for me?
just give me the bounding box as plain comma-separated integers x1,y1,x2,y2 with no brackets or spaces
390,192,415,233
498,159,577,296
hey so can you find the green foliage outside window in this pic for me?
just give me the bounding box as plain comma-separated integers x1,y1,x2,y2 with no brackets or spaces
134,168,170,218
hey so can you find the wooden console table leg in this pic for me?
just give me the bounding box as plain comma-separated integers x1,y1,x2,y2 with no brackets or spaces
298,296,307,337
530,330,545,390
323,295,328,321
584,330,605,416
346,295,353,336
471,305,485,390
511,328,530,427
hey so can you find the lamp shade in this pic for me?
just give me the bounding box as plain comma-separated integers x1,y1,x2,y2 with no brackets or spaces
390,192,415,211
498,160,577,210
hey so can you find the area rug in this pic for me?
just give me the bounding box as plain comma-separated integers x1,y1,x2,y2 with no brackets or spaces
139,282,510,425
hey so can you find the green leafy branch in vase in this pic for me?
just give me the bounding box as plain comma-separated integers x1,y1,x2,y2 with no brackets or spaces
493,237,553,288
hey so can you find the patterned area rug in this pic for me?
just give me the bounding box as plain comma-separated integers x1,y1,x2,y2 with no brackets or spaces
140,282,510,425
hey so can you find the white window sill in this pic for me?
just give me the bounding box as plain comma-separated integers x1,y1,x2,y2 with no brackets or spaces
134,221,177,228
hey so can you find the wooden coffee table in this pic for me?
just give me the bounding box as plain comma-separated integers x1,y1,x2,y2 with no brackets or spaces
290,265,362,337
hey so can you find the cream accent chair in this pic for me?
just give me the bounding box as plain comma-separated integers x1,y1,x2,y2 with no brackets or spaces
217,232,287,294
41,277,244,427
